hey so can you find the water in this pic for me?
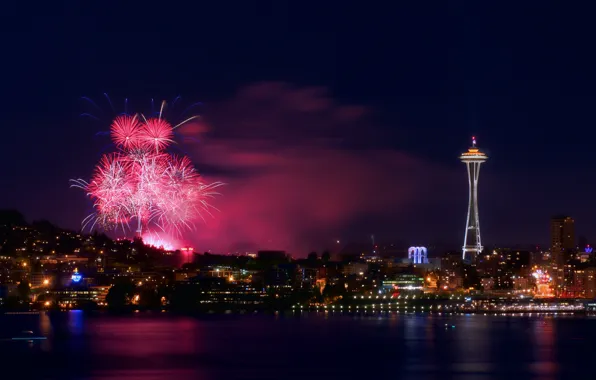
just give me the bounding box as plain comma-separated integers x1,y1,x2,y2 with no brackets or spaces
0,311,594,379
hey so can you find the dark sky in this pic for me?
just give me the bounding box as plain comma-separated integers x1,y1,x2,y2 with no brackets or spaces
1,2,596,254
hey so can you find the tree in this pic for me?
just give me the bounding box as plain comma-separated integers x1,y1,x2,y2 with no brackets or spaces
31,219,58,234
17,281,31,301
181,262,197,271
139,288,161,308
106,282,135,309
322,251,331,263
307,252,318,262
0,209,26,226
322,283,344,303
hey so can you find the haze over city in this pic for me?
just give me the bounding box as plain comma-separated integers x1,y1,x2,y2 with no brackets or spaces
3,3,596,255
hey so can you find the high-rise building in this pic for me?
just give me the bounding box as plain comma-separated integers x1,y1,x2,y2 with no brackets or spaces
551,215,575,295
551,216,575,253
583,267,596,298
460,137,488,260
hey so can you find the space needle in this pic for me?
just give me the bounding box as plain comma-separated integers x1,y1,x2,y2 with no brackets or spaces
460,136,488,260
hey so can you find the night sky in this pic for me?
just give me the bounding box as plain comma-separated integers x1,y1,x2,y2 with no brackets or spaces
2,2,596,254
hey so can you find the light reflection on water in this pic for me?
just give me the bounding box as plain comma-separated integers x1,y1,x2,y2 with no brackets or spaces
0,312,594,379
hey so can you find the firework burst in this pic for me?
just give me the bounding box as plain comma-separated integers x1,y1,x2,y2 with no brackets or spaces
110,115,143,150
140,117,175,152
71,102,223,239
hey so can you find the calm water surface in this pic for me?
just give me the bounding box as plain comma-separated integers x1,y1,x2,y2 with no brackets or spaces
0,311,594,379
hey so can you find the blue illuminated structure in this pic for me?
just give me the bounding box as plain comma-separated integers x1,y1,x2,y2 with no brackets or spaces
408,246,428,264
71,269,83,283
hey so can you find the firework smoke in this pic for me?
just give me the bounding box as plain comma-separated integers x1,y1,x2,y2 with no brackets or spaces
71,106,223,240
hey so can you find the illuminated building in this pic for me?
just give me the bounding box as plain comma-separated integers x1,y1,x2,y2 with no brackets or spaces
512,276,530,291
583,267,596,298
29,272,52,288
505,250,531,277
579,245,592,263
424,273,438,290
551,216,574,295
38,255,89,265
172,277,267,307
382,274,424,293
551,216,575,253
460,137,488,260
174,270,199,282
296,266,318,285
408,246,428,264
71,268,83,283
52,286,110,308
202,266,241,279
481,277,495,291
441,252,463,289
570,267,586,298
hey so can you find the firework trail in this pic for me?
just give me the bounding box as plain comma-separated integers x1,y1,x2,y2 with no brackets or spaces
71,103,223,240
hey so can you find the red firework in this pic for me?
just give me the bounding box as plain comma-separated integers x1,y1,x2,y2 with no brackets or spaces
140,118,174,152
71,108,222,236
111,115,143,150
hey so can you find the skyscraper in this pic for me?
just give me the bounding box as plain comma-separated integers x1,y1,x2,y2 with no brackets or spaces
551,216,575,253
551,215,575,295
460,137,488,260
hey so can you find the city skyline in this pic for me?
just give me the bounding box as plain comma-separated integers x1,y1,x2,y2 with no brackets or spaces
4,3,596,379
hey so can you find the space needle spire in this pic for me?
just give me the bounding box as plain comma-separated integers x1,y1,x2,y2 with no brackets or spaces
460,136,488,260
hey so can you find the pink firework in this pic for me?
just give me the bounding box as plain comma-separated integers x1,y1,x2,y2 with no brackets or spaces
140,118,174,152
71,106,223,238
111,115,143,150
152,157,222,231
142,233,177,251
84,153,134,231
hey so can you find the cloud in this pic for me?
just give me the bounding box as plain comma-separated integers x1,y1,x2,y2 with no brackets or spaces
179,82,456,255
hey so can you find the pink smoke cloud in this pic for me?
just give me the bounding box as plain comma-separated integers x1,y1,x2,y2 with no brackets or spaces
179,82,456,255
